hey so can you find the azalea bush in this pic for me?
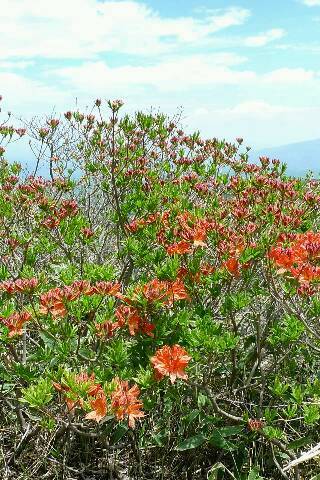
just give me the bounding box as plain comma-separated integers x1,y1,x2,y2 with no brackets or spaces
1,97,320,479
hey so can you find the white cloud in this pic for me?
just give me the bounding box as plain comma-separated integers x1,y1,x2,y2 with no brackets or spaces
302,0,320,6
244,28,285,47
0,0,250,59
0,0,319,152
52,56,320,97
218,101,295,116
262,67,317,83
0,72,70,115
53,55,256,93
1,68,320,157
2,57,319,148
189,102,320,149
0,61,34,70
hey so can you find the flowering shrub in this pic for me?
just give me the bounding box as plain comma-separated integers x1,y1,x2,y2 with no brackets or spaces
1,96,320,479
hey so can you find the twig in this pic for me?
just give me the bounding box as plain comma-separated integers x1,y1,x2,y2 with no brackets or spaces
188,381,243,422
283,442,320,472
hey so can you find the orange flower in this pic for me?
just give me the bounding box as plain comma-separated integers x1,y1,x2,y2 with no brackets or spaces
0,281,17,294
115,305,143,336
191,227,207,247
53,372,98,413
126,212,160,233
165,279,190,305
166,240,191,255
291,264,320,284
140,321,155,337
39,288,67,318
0,311,31,337
111,379,144,429
85,393,107,422
41,216,60,229
81,227,94,238
115,305,155,337
69,280,94,297
65,395,84,412
52,381,83,412
269,245,304,270
200,263,215,276
139,278,190,306
142,279,169,303
223,257,240,276
92,281,121,296
95,319,117,337
177,266,188,279
0,278,38,294
269,232,320,292
151,344,191,384
248,418,264,431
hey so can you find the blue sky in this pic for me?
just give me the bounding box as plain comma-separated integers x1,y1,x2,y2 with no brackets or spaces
1,0,320,149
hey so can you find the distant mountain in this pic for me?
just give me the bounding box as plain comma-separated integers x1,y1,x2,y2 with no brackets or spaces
251,138,320,177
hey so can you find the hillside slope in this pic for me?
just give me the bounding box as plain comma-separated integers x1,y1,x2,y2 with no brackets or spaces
251,138,320,177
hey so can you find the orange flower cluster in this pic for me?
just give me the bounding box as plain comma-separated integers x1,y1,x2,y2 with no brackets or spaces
177,263,215,283
126,209,212,256
166,212,213,255
126,211,163,233
39,287,68,318
41,199,79,229
85,393,107,422
41,216,60,229
93,281,121,296
114,305,155,337
54,199,78,220
96,279,189,338
219,236,252,277
81,227,94,238
53,372,107,419
39,280,121,318
0,311,31,337
140,278,190,306
223,256,241,276
17,175,50,193
269,232,320,292
151,344,191,384
166,240,191,255
0,277,38,294
111,378,144,429
248,418,264,431
53,372,143,428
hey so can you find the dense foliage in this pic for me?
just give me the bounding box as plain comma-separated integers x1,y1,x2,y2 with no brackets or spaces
1,97,320,479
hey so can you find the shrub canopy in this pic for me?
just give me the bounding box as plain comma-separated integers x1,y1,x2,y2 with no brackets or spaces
1,98,320,479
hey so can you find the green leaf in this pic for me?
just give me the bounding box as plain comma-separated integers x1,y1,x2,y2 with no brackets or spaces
39,331,56,348
262,426,284,440
207,462,238,480
303,404,320,425
272,377,289,397
218,426,243,437
176,434,206,451
288,436,312,450
291,384,305,405
21,378,53,408
209,430,231,449
182,409,200,427
208,462,230,480
247,467,264,480
111,423,128,444
197,392,209,408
